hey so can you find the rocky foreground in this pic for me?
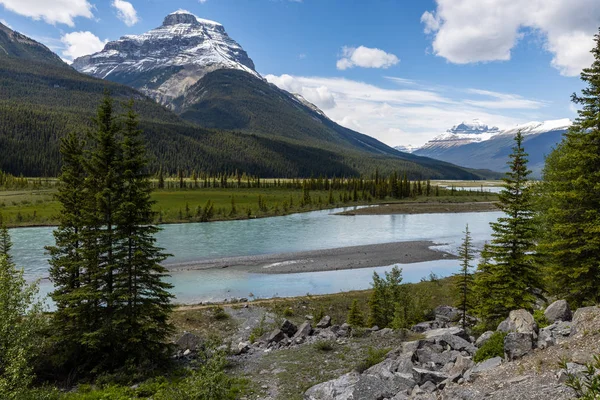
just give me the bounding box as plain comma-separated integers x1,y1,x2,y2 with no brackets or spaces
304,301,597,400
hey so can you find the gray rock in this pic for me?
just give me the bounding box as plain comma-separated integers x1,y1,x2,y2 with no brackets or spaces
304,371,360,400
280,319,298,337
504,332,533,360
434,306,461,323
374,327,394,336
449,354,475,376
570,306,600,337
497,309,538,335
267,328,286,344
175,332,203,351
435,333,477,354
545,300,572,323
423,327,467,340
412,367,449,385
473,356,502,373
544,321,572,344
475,331,495,348
420,380,437,393
369,325,380,332
537,327,555,349
415,347,460,367
412,321,444,333
316,315,332,328
237,341,250,354
293,321,312,340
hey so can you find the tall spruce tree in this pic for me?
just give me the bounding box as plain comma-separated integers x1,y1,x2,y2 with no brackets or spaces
49,95,174,375
114,101,174,366
454,224,474,329
0,223,11,263
46,131,90,370
473,130,540,328
537,30,600,306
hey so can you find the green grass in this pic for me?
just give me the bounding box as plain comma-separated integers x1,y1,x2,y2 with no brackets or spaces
0,186,498,228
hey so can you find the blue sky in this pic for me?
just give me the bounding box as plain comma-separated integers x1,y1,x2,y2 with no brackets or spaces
1,0,598,146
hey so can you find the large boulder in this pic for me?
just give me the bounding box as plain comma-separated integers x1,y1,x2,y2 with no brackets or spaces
497,309,538,335
316,315,332,329
293,321,312,340
267,328,286,344
545,300,572,323
423,327,468,340
449,354,475,376
412,321,444,333
412,368,448,385
435,333,477,354
571,306,600,337
434,306,461,323
280,319,298,337
504,332,533,360
305,372,360,400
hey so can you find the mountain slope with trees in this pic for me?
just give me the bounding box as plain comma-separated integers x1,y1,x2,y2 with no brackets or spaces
0,22,494,179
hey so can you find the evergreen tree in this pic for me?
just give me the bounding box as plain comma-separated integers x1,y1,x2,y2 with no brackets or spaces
537,30,600,306
473,131,540,328
347,299,364,327
113,101,174,367
454,224,474,329
46,131,90,370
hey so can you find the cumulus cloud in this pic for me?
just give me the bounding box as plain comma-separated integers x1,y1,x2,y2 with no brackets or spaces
421,0,599,76
0,0,93,26
266,74,545,146
336,46,400,70
112,0,138,26
61,31,107,61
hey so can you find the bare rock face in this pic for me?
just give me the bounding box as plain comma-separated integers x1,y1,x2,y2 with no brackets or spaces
544,300,572,323
316,316,332,329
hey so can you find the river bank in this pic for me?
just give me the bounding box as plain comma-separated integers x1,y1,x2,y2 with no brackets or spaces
166,240,456,274
337,201,499,216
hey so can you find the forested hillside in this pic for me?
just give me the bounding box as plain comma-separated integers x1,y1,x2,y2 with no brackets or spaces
0,23,495,179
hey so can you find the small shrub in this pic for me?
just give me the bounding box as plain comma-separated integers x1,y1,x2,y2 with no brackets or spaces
211,306,229,321
314,306,325,323
355,347,390,373
559,355,600,399
473,332,507,363
314,340,335,352
283,307,294,317
249,315,268,344
533,309,550,329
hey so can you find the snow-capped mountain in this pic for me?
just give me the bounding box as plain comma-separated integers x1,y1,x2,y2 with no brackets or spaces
72,10,258,107
418,120,501,151
412,119,571,177
394,144,418,153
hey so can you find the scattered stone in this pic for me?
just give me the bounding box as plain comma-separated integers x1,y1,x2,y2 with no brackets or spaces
537,327,555,349
183,349,191,357
369,325,380,332
412,367,449,385
471,356,502,374
412,321,444,333
280,319,298,337
504,332,533,360
316,315,332,328
304,372,360,400
434,333,477,354
449,354,475,376
475,331,495,348
420,380,437,393
374,327,394,336
545,300,572,323
305,314,314,320
267,329,286,344
237,341,251,354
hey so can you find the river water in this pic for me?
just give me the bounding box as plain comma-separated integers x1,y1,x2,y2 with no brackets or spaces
10,207,501,304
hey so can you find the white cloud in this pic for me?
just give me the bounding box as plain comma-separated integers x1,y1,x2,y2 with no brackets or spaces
0,18,11,28
198,0,207,3
61,31,107,61
336,46,400,70
266,74,547,147
112,0,138,27
421,0,599,76
0,0,93,26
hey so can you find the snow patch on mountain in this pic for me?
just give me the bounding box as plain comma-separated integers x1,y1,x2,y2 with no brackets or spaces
394,144,418,153
72,10,258,107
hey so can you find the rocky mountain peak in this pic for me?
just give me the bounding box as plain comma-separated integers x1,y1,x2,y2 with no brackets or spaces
72,11,258,108
162,11,202,26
